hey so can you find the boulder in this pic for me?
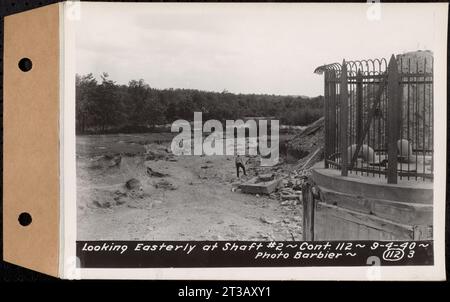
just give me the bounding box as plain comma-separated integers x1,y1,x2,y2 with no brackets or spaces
105,154,122,167
125,178,142,190
146,167,169,178
154,179,177,190
92,200,112,208
281,194,300,200
87,154,121,169
260,217,278,224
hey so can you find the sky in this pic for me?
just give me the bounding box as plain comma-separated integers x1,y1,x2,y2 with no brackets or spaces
74,3,446,97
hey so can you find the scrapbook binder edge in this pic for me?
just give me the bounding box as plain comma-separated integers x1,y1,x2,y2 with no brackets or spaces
3,3,61,277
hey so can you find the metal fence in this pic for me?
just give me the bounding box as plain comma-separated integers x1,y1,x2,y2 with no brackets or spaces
315,52,433,183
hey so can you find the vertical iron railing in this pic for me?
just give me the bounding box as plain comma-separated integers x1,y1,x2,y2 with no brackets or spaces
386,55,400,183
340,60,349,177
315,51,433,182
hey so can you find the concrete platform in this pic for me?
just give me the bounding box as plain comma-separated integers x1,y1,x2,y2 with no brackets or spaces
240,176,281,195
303,161,433,240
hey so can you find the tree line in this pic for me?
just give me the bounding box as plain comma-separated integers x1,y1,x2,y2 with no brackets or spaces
76,73,324,134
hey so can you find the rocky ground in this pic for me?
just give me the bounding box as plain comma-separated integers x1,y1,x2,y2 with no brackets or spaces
76,122,323,241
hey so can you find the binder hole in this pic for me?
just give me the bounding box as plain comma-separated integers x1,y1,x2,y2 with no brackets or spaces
18,58,32,72
18,212,32,226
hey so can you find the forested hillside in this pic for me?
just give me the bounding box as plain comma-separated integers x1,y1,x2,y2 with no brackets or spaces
76,73,324,134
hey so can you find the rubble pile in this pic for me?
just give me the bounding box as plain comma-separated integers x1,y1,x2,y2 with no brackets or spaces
272,117,324,205
286,117,324,166
235,114,322,205
274,169,311,205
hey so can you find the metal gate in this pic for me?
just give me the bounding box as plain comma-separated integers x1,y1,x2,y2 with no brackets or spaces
314,52,433,183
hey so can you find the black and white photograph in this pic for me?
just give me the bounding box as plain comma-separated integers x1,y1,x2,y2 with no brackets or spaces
63,2,447,278
2,0,449,282
75,3,437,240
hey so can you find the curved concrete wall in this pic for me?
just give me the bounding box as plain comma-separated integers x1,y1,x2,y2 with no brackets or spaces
312,168,433,204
